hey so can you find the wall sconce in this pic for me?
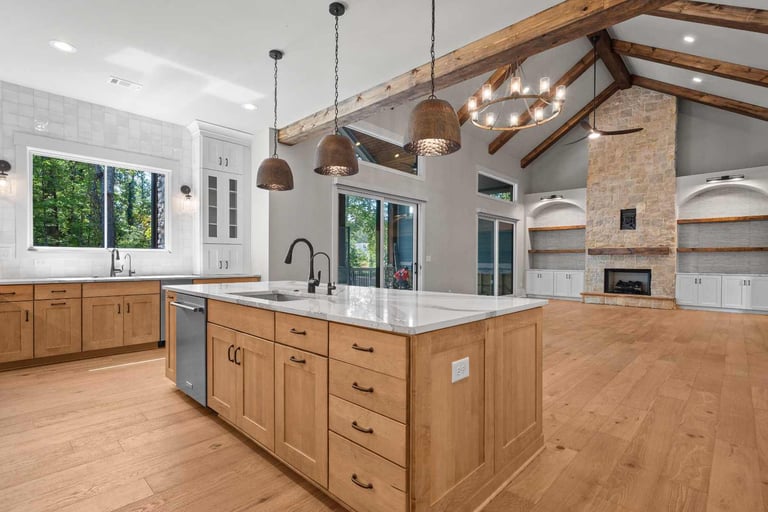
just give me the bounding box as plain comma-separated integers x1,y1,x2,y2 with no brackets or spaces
539,194,564,201
180,185,193,212
705,174,745,183
0,160,12,196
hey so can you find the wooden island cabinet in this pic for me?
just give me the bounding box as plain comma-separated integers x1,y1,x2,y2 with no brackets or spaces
192,293,544,512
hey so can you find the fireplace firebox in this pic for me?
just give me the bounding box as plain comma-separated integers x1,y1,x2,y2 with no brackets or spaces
604,269,651,296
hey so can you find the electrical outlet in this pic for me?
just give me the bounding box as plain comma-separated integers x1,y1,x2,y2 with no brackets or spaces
451,357,470,383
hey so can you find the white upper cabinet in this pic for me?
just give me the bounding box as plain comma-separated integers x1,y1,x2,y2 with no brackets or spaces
203,171,242,245
202,137,246,175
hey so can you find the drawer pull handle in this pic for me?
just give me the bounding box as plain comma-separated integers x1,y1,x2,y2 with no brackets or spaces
228,344,235,363
289,356,306,364
351,474,373,490
289,328,307,335
352,343,374,353
234,347,242,366
352,382,374,393
51,290,67,293
25,310,30,322
351,421,374,434
50,302,67,306
0,292,16,296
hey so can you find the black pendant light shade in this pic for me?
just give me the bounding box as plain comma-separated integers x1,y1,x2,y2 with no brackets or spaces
404,0,461,157
314,2,359,177
257,49,294,191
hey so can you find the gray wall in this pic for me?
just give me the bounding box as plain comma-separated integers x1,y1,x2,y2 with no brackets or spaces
524,98,768,193
269,102,528,295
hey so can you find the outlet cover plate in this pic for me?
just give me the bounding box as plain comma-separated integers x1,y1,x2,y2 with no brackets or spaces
451,357,470,383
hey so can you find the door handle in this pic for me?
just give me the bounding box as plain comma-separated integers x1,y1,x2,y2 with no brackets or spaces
352,382,374,393
351,474,373,490
234,347,241,366
351,421,374,434
227,344,235,363
351,343,374,353
289,355,306,364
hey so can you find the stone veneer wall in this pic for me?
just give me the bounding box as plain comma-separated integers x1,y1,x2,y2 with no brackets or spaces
585,86,677,308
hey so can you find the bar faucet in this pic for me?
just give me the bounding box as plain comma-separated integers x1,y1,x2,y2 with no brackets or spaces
123,253,136,277
109,248,122,277
313,251,336,295
284,238,319,293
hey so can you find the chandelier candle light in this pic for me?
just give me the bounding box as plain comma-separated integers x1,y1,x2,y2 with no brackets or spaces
257,49,295,191
467,64,566,131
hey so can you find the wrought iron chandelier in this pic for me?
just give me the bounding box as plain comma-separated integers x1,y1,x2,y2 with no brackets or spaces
466,63,566,131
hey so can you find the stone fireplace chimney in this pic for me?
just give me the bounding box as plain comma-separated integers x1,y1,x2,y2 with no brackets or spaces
584,86,677,309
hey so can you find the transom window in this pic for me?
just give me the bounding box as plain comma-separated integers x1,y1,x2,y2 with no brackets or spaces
478,172,516,202
31,152,168,249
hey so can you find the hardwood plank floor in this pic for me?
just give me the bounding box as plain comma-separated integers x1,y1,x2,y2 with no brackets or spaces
0,300,765,511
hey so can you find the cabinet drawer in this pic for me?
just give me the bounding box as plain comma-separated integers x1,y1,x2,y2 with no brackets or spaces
83,280,159,297
329,432,406,512
330,360,406,423
275,312,328,356
0,285,34,302
329,395,406,467
329,323,407,379
34,284,81,300
208,300,275,340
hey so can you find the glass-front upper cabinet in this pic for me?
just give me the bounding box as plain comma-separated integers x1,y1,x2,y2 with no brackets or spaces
204,170,242,244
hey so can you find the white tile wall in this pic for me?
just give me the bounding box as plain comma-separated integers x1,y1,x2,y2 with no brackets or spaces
0,80,197,278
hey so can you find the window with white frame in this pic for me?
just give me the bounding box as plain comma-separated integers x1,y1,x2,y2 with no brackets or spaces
31,151,168,249
477,171,516,202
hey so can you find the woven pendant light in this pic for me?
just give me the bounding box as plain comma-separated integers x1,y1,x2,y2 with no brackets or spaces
257,49,294,191
314,2,358,176
404,0,461,157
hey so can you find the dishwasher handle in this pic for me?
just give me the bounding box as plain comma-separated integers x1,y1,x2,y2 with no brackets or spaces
171,301,205,313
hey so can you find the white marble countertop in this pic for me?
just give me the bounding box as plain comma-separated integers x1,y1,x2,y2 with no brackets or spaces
165,281,547,335
0,274,260,285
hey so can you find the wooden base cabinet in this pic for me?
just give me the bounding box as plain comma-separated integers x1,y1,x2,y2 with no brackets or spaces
123,294,160,345
275,343,328,487
34,299,82,357
0,301,33,363
82,296,124,351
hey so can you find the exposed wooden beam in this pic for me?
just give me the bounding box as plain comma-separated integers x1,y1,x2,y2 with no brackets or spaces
613,40,768,88
632,75,768,121
521,82,620,168
651,1,768,34
457,60,525,126
488,49,597,155
591,30,631,89
278,0,677,146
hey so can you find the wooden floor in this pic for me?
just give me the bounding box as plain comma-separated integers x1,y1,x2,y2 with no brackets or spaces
0,301,766,512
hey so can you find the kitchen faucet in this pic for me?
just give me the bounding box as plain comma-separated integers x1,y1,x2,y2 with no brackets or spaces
284,238,319,293
313,251,336,295
109,248,122,277
123,253,136,277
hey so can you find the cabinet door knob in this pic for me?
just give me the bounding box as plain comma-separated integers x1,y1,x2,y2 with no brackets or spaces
351,474,374,490
227,344,235,363
351,421,374,434
351,343,374,353
352,382,374,393
289,355,306,364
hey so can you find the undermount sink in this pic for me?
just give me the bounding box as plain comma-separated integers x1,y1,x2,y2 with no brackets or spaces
231,291,308,302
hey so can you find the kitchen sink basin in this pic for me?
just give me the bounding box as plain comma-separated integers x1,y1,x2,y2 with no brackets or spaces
231,291,308,302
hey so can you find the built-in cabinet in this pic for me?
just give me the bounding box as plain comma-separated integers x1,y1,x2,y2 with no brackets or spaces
0,286,33,363
82,281,160,350
203,171,243,245
527,270,583,299
204,244,243,275
202,137,246,173
676,273,768,312
34,284,83,358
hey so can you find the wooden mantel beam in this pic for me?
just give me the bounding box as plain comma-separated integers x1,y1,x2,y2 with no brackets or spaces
457,60,525,126
613,40,768,88
278,0,676,146
651,1,768,34
632,75,768,121
591,30,632,89
488,49,596,155
521,82,620,168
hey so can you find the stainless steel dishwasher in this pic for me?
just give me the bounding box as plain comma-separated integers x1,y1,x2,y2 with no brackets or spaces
171,293,207,406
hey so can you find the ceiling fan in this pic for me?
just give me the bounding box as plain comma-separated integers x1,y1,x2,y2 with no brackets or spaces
567,34,643,145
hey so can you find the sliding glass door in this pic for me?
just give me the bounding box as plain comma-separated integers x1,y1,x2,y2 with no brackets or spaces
477,216,515,296
338,192,418,290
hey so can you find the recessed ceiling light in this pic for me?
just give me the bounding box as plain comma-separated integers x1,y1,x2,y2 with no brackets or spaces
49,40,77,53
692,77,703,83
683,35,696,43
241,103,257,111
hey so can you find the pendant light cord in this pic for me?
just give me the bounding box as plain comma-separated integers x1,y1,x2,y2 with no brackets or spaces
272,55,279,158
334,13,340,134
429,0,436,99
591,37,598,128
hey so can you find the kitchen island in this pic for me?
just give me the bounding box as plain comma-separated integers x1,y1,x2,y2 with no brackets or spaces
165,281,546,512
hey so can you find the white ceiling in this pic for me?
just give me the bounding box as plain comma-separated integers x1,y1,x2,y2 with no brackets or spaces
0,0,765,164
